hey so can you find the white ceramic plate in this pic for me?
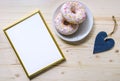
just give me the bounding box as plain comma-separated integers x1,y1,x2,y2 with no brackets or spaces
53,2,93,43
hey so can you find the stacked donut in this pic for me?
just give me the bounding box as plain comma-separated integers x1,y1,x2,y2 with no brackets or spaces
54,1,86,35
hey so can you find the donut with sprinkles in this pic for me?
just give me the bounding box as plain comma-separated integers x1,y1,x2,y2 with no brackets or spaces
54,12,79,35
61,1,86,24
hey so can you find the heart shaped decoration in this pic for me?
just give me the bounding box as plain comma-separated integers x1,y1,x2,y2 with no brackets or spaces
93,31,115,54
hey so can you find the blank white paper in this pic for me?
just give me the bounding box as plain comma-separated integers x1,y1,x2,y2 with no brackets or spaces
5,12,64,77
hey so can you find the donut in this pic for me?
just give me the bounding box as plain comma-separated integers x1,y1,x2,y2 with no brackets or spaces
61,1,86,24
54,12,79,35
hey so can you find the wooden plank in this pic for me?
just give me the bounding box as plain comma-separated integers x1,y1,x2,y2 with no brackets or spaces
0,0,120,81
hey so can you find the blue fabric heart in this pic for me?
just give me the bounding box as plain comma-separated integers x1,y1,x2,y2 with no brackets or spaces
93,31,115,54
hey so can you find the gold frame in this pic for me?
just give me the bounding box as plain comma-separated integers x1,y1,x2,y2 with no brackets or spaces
3,10,65,79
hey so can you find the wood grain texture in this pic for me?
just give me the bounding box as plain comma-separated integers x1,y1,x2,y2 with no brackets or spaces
0,0,120,81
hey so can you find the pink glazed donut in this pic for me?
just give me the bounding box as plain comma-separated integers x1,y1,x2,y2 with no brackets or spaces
54,12,79,35
61,1,86,24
